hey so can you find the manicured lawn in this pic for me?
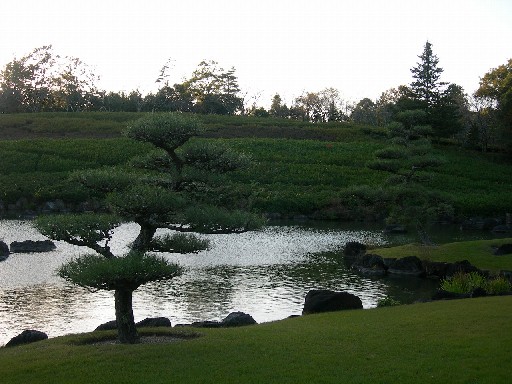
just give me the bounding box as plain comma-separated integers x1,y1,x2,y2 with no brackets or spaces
374,237,512,272
0,296,510,383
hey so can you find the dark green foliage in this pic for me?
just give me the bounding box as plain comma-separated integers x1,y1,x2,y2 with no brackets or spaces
150,233,210,253
182,205,265,234
367,159,401,173
374,146,407,160
36,213,120,242
1,113,511,219
36,213,122,258
182,141,251,173
57,252,183,290
441,272,511,295
69,167,137,193
377,297,401,307
106,185,187,223
124,113,203,151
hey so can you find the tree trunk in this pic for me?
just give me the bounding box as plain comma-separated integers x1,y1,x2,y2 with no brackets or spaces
114,287,139,344
132,223,156,252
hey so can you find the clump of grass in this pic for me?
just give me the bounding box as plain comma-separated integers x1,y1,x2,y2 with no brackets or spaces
486,276,512,295
441,272,487,294
377,297,401,307
441,271,512,295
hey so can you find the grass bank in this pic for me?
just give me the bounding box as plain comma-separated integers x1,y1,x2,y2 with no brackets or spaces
1,112,511,218
0,296,510,383
374,237,512,272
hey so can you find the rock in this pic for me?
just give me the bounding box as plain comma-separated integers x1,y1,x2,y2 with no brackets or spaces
471,287,487,298
5,330,48,347
351,253,387,276
222,312,257,327
482,218,501,230
9,240,56,253
343,241,367,257
494,244,512,256
190,320,223,328
0,240,9,260
40,199,67,213
95,320,117,331
384,224,407,234
460,218,483,230
382,257,397,267
302,289,363,315
387,256,424,276
422,260,451,279
444,260,479,277
492,225,512,233
136,317,172,328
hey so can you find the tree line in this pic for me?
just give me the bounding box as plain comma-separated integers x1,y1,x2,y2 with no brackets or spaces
1,43,511,151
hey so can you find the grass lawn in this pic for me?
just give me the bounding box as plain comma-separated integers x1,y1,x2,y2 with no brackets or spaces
373,237,512,272
0,296,510,383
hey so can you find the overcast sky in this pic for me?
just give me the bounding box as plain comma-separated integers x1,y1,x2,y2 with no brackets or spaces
1,0,511,107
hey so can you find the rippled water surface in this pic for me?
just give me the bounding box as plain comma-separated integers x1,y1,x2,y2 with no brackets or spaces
0,220,439,345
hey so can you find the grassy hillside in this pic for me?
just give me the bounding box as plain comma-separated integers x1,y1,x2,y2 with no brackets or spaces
0,296,510,383
0,112,511,219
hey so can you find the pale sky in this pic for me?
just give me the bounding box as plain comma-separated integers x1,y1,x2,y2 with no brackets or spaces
1,0,511,107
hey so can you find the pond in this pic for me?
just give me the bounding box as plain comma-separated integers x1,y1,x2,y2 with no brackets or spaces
0,219,491,345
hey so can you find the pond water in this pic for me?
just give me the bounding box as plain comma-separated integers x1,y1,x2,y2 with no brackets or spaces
0,219,492,345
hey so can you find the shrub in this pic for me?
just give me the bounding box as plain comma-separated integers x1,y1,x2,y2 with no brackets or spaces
441,272,511,295
485,276,512,295
440,272,487,294
375,147,407,160
367,159,400,173
377,297,401,307
150,233,210,253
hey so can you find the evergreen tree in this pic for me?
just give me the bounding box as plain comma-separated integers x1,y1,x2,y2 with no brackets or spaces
410,41,445,111
36,113,264,343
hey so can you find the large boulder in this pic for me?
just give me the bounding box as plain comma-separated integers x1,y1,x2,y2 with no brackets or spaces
5,330,48,347
422,260,451,279
387,256,424,277
343,241,367,257
494,244,512,256
351,254,387,276
95,320,117,331
343,241,367,267
0,241,9,261
189,320,223,328
10,240,56,253
136,317,172,328
222,312,257,327
444,260,479,277
302,289,363,315
492,225,511,233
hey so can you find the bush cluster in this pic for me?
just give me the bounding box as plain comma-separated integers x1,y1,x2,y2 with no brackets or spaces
441,272,512,295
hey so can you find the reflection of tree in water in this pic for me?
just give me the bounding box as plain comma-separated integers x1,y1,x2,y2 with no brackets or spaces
380,275,439,304
0,283,112,344
138,251,404,320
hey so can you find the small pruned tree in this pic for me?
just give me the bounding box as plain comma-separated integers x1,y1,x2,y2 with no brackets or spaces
36,112,264,344
368,109,452,242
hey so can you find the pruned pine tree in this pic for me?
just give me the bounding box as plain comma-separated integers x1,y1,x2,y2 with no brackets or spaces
36,112,264,344
368,109,452,243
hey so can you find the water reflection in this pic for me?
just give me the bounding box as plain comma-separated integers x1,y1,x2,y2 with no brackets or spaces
0,220,442,345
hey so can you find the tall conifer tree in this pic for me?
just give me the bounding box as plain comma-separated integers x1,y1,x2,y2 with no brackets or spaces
410,41,445,110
